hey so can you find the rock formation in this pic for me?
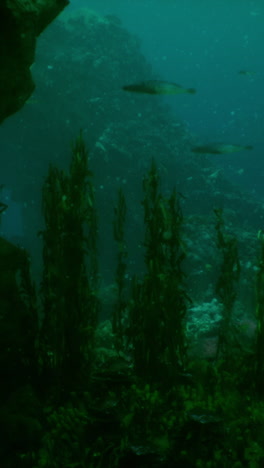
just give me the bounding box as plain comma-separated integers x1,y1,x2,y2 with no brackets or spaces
0,0,69,124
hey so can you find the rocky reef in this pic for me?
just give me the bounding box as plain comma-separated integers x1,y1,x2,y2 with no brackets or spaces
1,8,264,467
0,7,262,302
0,0,68,124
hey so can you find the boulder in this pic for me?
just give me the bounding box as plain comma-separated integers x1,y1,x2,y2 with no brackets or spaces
0,0,69,124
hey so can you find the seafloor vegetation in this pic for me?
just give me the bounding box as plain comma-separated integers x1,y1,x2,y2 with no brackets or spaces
1,132,264,468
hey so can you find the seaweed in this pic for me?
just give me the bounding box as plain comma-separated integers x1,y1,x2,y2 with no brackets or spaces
112,188,127,354
3,135,264,467
255,230,264,397
39,132,99,401
214,208,240,359
128,160,189,385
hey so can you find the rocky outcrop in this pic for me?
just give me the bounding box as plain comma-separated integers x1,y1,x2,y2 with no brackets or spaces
0,0,69,124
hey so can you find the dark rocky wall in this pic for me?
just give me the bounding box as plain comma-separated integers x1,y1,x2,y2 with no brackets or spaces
0,0,69,124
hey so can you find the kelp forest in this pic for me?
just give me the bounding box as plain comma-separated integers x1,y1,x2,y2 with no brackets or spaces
2,133,264,468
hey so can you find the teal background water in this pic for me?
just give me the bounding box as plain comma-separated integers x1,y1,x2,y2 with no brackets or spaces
0,0,263,274
70,0,263,192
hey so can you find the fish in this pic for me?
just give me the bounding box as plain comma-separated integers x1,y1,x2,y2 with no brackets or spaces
191,143,253,155
122,80,196,95
0,201,7,215
238,70,255,77
25,98,39,105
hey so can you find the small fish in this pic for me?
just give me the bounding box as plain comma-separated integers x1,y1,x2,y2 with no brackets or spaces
0,202,7,214
191,143,253,155
122,80,196,95
236,168,244,175
25,98,39,105
208,169,221,179
238,70,255,76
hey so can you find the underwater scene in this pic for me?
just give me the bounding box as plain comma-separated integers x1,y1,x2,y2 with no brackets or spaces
0,0,264,466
